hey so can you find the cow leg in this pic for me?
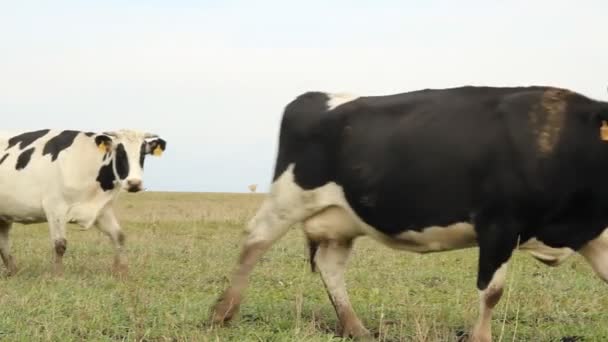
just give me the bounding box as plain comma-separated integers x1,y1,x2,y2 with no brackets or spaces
95,208,127,276
211,195,306,324
470,220,519,342
579,230,608,282
315,239,369,338
0,221,17,276
47,216,67,276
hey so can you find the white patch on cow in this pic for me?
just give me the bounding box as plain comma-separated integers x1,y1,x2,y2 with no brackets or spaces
518,238,574,266
326,93,359,111
394,223,477,253
245,164,320,246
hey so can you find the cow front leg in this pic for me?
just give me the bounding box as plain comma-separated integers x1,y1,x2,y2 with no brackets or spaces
0,220,17,276
95,208,127,276
47,216,67,277
315,239,370,339
470,219,519,342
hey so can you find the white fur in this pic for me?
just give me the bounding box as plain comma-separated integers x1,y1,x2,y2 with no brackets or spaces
518,238,574,265
326,93,359,111
472,262,508,342
394,223,477,252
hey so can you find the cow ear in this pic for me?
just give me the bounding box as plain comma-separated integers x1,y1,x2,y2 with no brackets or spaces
146,138,166,157
95,135,113,153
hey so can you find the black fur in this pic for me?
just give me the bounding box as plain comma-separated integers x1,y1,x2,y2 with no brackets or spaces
15,147,35,170
6,129,49,151
96,162,115,191
0,154,8,165
140,143,146,168
42,130,80,161
115,144,129,180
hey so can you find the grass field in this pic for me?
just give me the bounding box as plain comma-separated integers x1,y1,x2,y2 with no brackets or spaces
0,192,607,341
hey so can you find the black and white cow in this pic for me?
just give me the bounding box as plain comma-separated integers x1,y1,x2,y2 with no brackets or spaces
212,86,608,341
0,129,166,276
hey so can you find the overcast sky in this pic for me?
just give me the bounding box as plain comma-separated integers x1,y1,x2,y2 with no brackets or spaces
1,0,607,192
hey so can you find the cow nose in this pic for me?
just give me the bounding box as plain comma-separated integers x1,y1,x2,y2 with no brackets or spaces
127,179,142,192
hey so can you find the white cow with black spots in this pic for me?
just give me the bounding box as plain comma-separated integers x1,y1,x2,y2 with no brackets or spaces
0,129,166,276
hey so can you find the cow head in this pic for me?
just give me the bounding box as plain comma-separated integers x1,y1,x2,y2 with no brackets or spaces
96,130,166,193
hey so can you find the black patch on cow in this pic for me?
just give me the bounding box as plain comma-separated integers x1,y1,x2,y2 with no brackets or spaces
84,132,95,137
6,129,50,150
115,144,129,180
0,154,8,165
96,162,115,191
140,143,146,168
42,130,80,161
15,147,35,170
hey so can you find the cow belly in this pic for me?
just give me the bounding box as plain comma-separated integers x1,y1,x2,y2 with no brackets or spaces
293,179,478,253
389,223,478,253
303,206,477,253
518,238,574,266
0,197,45,224
0,208,45,224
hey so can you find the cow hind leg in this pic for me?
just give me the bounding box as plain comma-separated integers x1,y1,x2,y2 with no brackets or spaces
211,198,306,324
470,219,519,342
315,239,370,339
211,164,330,325
0,221,17,276
579,230,608,283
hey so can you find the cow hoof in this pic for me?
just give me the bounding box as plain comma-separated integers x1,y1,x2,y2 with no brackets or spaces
6,264,18,277
210,291,241,325
112,264,129,279
52,264,64,277
341,324,372,340
466,333,492,342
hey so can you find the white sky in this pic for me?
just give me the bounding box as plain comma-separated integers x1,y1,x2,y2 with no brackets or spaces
1,0,607,192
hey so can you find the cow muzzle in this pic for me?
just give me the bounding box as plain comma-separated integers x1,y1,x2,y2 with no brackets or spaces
126,179,143,193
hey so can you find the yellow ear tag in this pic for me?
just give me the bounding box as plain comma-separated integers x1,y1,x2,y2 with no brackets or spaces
153,145,163,156
601,121,608,141
98,143,108,153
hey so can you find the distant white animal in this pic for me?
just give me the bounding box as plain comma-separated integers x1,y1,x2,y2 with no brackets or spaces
0,129,166,276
